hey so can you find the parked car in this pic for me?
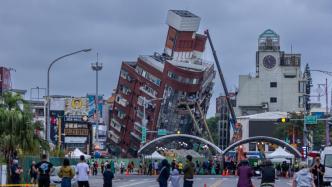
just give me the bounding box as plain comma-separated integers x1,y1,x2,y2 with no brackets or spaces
50,166,78,187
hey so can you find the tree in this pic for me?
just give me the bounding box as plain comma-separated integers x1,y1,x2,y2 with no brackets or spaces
303,64,313,111
0,92,49,163
206,117,219,144
274,112,325,150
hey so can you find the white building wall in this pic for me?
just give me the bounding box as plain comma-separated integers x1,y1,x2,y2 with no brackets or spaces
236,50,305,116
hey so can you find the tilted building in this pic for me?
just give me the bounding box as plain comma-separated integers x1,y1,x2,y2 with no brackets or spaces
110,10,215,157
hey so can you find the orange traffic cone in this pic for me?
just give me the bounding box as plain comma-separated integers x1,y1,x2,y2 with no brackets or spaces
126,169,129,176
226,169,229,176
222,170,225,176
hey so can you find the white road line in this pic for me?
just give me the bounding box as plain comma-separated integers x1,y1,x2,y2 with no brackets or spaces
117,180,156,187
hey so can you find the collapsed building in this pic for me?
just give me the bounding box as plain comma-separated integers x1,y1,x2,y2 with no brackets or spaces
109,10,215,157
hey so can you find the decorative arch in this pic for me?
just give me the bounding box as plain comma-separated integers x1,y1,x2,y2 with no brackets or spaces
223,136,302,158
137,134,222,155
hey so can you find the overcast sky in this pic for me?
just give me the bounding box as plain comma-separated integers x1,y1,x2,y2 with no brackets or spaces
1,0,332,117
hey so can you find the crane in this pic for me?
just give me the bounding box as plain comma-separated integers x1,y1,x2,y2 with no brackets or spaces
204,29,242,143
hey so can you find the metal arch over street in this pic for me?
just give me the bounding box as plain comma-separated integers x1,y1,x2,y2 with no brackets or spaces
137,134,223,155
222,136,302,158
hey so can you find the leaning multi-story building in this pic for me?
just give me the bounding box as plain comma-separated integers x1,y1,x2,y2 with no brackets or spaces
110,10,215,157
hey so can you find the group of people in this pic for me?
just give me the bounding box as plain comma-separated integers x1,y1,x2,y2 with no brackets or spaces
88,159,128,175
20,154,115,187
156,155,195,187
236,156,325,187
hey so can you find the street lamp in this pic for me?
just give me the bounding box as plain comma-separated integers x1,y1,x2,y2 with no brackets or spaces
309,69,331,146
46,49,92,142
91,54,103,147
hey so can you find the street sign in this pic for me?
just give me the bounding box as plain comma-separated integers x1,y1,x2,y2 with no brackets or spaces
304,115,317,125
141,127,147,143
157,129,167,136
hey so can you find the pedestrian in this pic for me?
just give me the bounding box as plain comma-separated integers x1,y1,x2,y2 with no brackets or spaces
93,161,98,176
170,167,180,187
29,161,38,185
58,158,74,187
148,161,153,175
237,160,253,187
215,161,221,175
157,159,170,187
11,159,23,186
101,161,105,174
76,155,90,187
260,159,275,187
311,156,325,187
103,164,114,187
178,162,183,174
35,154,53,187
292,162,315,187
110,160,115,174
154,160,159,175
131,161,135,173
183,155,195,187
120,161,125,174
171,159,176,171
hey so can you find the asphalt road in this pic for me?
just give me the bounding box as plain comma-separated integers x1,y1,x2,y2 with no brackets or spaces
88,174,293,187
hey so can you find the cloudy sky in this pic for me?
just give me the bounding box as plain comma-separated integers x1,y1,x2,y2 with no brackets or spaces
1,0,332,116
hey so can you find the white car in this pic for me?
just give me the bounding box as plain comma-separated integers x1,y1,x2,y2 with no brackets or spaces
50,166,78,187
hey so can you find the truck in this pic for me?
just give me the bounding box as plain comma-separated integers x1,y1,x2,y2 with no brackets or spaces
321,146,332,186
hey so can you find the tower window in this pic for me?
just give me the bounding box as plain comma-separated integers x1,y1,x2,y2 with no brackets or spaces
270,97,277,103
270,82,277,88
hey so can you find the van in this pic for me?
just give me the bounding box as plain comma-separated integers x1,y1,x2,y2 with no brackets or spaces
321,146,332,186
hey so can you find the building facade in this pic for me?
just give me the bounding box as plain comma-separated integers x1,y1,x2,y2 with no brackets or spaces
0,67,12,94
110,10,215,157
236,29,307,116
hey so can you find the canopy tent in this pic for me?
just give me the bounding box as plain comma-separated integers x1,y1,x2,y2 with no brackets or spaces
67,148,91,159
267,147,294,159
144,151,165,160
270,158,291,163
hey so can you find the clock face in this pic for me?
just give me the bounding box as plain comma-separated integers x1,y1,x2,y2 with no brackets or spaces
263,55,276,69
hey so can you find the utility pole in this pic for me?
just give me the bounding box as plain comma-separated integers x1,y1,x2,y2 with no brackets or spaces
326,78,330,146
91,53,103,147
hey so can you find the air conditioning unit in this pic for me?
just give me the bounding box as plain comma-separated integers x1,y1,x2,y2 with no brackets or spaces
262,103,269,109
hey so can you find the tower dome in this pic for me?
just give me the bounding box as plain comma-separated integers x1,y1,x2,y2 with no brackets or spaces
258,29,280,51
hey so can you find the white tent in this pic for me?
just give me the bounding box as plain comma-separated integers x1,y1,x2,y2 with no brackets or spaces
270,158,291,163
267,147,294,159
144,151,165,160
68,148,91,159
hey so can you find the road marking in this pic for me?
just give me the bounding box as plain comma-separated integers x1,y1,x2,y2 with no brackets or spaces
117,180,156,187
210,179,223,187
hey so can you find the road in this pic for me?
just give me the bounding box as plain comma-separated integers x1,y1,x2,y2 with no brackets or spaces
89,174,293,187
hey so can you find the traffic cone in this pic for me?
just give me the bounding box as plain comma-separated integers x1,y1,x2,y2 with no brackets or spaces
226,169,229,176
222,170,225,176
126,169,129,176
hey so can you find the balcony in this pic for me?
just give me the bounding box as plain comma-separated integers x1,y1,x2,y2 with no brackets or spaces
116,95,129,107
109,130,120,144
139,86,157,99
130,132,141,141
110,119,122,132
134,122,142,132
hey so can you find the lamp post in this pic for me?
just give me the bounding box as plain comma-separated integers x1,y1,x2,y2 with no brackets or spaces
310,70,330,146
46,49,92,142
91,55,103,147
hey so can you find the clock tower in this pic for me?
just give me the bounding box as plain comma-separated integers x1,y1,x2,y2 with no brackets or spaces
256,29,281,78
236,29,305,116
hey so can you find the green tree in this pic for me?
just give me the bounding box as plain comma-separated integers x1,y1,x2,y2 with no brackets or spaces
0,92,49,163
274,112,325,150
206,117,219,144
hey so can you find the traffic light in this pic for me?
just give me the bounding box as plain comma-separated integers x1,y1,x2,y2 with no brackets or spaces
277,118,290,123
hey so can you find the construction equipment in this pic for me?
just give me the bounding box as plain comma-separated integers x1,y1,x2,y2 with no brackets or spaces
204,29,242,143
